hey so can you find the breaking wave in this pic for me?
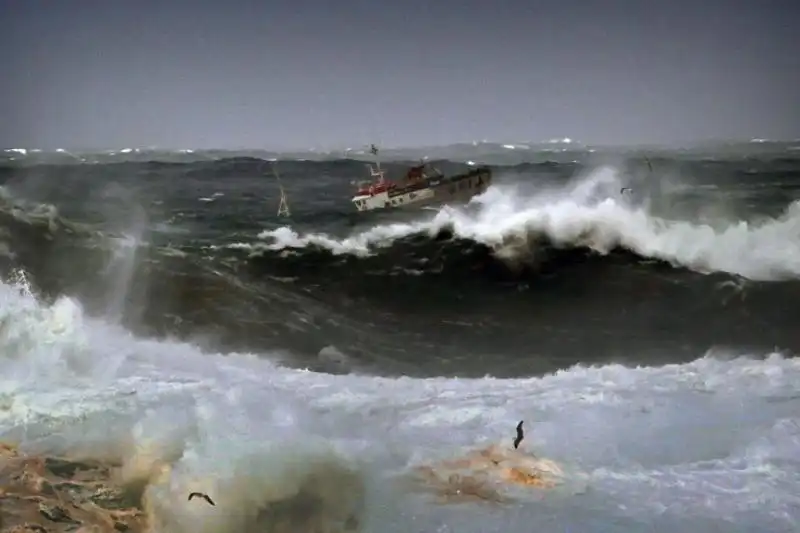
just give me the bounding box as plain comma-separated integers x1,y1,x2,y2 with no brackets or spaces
243,167,800,282
1,151,799,531
0,272,798,532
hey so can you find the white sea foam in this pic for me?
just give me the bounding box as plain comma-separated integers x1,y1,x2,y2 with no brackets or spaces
255,166,800,281
0,272,798,532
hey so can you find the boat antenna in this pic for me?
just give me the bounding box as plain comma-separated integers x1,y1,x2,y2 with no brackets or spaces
272,161,291,217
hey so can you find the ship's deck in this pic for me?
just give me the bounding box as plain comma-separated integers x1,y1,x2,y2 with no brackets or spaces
386,167,491,198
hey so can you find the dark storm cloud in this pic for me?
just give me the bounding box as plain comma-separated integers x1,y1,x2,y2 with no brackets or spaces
1,0,798,149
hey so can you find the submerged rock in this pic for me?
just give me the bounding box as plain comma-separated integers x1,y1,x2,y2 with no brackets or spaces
405,443,566,505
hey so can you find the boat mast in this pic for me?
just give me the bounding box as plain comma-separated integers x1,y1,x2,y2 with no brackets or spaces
368,143,385,185
272,161,291,217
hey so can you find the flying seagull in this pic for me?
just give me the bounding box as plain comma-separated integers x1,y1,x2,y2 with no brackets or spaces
513,420,524,449
188,492,215,506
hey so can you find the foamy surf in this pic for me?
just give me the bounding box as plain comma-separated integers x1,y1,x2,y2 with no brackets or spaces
255,166,800,281
0,274,798,532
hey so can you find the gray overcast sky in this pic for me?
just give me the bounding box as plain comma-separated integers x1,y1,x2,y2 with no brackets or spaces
1,0,798,150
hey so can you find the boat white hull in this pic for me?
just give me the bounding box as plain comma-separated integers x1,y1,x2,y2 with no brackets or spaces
352,171,491,213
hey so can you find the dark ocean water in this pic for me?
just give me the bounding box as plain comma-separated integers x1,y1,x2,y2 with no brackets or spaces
2,143,799,378
2,143,800,532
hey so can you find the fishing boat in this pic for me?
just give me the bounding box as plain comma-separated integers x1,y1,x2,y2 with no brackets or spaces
351,144,492,212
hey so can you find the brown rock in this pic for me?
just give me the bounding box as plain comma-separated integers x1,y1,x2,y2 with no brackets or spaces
43,458,92,480
405,443,564,505
37,503,75,524
3,524,50,533
0,442,145,533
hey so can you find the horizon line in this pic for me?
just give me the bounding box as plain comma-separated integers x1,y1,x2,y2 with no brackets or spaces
3,137,798,154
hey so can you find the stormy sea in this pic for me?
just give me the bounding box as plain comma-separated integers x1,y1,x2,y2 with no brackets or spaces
1,140,799,532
